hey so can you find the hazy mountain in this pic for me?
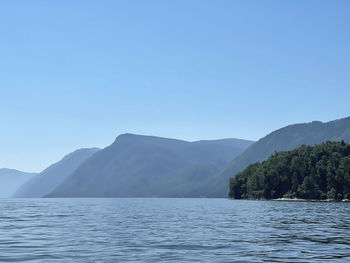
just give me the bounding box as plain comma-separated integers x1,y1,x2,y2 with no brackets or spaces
13,148,100,198
208,116,350,197
47,134,254,197
0,169,37,198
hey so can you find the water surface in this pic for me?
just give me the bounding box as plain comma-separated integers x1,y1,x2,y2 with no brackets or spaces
0,198,349,262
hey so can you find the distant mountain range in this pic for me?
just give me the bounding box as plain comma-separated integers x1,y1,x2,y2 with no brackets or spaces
0,169,37,198
4,116,350,198
207,117,350,197
47,134,254,197
13,148,100,198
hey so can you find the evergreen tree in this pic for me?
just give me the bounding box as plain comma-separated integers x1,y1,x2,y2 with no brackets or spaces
229,141,350,200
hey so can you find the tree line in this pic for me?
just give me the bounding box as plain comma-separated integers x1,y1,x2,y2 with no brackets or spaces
229,141,350,200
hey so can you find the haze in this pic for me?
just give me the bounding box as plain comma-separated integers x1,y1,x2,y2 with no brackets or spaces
1,0,349,172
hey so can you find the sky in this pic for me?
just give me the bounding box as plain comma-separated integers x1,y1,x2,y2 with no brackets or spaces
0,0,349,172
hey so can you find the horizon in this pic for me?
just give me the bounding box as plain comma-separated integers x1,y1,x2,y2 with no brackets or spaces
1,0,350,172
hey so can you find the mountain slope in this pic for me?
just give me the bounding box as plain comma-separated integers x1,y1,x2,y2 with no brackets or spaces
229,141,350,200
13,148,100,198
0,169,37,198
47,134,254,197
208,116,350,197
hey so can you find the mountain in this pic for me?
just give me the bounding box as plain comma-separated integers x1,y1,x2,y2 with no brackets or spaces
47,134,254,197
0,169,37,198
208,116,350,197
13,148,100,198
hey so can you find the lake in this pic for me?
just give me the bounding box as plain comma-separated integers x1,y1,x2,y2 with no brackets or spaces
0,198,349,262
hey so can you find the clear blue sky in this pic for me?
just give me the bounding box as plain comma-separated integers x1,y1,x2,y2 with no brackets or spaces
1,0,349,172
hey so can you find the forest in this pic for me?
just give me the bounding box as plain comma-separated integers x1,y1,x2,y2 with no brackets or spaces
229,141,350,200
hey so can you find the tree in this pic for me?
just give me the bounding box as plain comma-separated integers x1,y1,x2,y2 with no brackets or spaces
229,141,350,200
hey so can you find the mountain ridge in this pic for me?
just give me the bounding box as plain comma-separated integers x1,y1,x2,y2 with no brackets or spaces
13,147,100,198
0,169,37,198
207,116,350,197
46,135,254,197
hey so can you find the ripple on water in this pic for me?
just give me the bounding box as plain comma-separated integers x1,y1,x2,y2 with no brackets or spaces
0,198,350,262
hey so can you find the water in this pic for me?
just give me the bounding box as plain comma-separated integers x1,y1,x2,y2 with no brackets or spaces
0,198,350,262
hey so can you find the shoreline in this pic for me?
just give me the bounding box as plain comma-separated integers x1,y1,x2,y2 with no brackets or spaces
272,198,350,202
228,197,350,202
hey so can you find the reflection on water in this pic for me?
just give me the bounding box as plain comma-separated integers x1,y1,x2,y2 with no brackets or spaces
0,198,349,262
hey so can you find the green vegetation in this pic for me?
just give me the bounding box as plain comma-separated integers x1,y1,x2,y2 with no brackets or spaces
229,141,350,200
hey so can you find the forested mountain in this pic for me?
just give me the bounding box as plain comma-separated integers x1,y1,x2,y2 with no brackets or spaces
0,169,37,198
229,141,350,200
208,117,350,197
47,134,254,197
13,148,100,198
